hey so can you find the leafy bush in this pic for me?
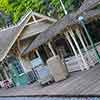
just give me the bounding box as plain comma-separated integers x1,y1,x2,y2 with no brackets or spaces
0,0,83,27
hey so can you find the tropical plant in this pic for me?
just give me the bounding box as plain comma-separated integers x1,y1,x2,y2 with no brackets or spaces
0,0,84,27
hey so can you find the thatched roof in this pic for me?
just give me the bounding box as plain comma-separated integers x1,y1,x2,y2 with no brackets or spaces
24,4,100,54
82,9,100,18
20,21,52,40
0,8,57,61
23,14,77,54
76,0,100,16
0,10,32,61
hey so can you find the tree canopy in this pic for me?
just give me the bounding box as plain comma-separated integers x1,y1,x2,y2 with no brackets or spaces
0,0,83,27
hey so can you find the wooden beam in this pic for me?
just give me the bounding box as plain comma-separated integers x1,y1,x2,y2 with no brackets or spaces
17,38,21,55
43,44,50,58
79,27,89,47
26,18,53,26
64,32,78,57
32,15,38,23
32,12,57,22
48,41,56,57
76,27,88,52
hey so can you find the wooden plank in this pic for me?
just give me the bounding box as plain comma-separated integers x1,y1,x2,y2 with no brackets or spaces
81,81,100,95
20,22,51,40
56,64,100,95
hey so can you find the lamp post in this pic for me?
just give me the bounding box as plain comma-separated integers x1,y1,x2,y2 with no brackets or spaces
78,16,100,63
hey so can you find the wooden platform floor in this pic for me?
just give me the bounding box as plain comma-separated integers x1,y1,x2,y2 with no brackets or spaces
1,64,100,96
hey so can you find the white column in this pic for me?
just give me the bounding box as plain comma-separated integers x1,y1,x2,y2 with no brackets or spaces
76,28,94,66
80,28,89,47
76,28,88,51
48,41,56,57
36,49,41,58
32,15,38,23
65,32,84,70
69,29,89,70
64,32,78,57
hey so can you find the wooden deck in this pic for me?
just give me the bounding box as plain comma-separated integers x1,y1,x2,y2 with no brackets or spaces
1,63,100,96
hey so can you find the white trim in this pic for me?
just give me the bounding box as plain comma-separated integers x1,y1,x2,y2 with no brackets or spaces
26,18,49,26
36,50,40,58
76,29,88,51
48,42,56,57
32,15,38,23
32,12,57,22
19,73,24,76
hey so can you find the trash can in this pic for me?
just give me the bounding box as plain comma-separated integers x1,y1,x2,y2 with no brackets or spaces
47,55,69,82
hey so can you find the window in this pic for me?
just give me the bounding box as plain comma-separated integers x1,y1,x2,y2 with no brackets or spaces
7,55,24,75
13,61,24,75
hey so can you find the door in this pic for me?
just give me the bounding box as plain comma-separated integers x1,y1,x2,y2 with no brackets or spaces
8,56,28,86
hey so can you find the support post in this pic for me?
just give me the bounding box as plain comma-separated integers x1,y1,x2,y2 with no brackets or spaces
32,15,38,23
80,21,100,63
65,32,84,70
69,29,89,70
75,28,94,67
35,49,41,58
48,41,56,57
76,28,88,51
43,45,50,58
64,32,78,57
79,28,89,47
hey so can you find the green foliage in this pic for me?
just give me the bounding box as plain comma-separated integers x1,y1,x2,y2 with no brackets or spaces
0,0,83,26
0,14,5,27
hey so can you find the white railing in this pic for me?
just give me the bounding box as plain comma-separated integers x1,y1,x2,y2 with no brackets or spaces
64,42,100,72
64,55,83,72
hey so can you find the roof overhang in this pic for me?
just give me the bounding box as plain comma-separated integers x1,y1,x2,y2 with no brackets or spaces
23,8,100,54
